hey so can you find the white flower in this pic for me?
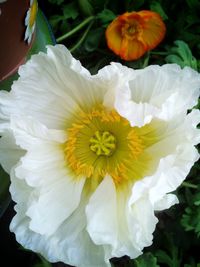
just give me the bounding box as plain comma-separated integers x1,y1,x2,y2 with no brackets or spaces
24,0,38,44
0,45,199,267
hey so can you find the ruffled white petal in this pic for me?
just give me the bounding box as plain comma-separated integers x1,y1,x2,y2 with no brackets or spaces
26,177,85,235
130,143,199,210
0,131,25,173
114,64,200,126
127,195,158,249
86,175,118,245
8,116,86,235
10,172,110,266
94,63,135,109
6,45,106,129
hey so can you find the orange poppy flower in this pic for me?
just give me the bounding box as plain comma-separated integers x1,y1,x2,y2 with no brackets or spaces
105,10,166,61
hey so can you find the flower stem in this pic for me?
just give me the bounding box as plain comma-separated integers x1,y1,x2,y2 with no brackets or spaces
150,51,168,55
182,181,198,189
70,20,94,53
56,16,95,43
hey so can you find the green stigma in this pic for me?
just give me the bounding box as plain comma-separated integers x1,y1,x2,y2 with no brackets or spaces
89,131,116,156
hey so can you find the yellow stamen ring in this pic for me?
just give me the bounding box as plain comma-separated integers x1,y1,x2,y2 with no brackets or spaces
64,105,144,186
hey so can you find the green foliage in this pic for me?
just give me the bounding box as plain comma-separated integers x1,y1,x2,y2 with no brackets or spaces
181,186,200,237
97,9,116,26
165,40,198,70
78,0,94,16
132,253,159,267
33,255,52,267
155,234,182,267
43,0,200,72
150,1,168,20
0,166,10,218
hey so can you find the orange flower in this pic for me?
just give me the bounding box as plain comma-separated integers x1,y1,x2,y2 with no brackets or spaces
106,10,166,61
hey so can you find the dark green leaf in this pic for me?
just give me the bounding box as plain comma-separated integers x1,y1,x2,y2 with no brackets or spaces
125,0,145,11
48,0,64,5
165,40,198,70
132,253,159,267
0,166,10,218
150,1,168,20
186,0,200,10
97,9,116,26
63,2,79,20
84,28,104,52
78,0,94,16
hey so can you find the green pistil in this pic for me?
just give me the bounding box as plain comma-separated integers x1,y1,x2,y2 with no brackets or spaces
89,131,116,156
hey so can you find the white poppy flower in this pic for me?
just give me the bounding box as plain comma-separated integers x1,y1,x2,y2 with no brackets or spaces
24,0,38,44
0,45,199,267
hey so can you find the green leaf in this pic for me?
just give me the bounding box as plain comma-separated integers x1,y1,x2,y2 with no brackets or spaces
33,255,52,267
63,2,79,20
186,0,200,10
125,0,145,11
97,9,116,26
0,166,10,218
84,28,104,52
150,1,168,20
48,0,64,5
49,15,64,32
155,233,182,267
78,0,94,16
165,40,198,70
132,253,159,267
181,204,200,237
29,9,56,57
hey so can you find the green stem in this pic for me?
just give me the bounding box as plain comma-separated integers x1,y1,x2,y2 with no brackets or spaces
70,20,94,53
182,181,198,189
56,16,95,43
150,51,168,55
142,52,150,68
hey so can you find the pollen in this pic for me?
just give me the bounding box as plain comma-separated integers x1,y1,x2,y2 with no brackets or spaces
64,105,145,186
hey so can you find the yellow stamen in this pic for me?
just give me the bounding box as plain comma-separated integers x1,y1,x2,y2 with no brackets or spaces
64,105,146,187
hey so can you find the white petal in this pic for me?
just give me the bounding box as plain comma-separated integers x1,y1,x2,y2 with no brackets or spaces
10,174,110,267
10,116,67,150
56,194,110,267
130,143,199,208
154,194,178,211
115,64,200,126
94,62,135,109
4,45,107,129
86,175,118,245
128,196,158,249
0,91,13,132
26,177,85,235
0,131,25,173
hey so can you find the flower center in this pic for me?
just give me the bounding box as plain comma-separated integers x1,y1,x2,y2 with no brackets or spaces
127,25,136,34
64,105,147,187
89,131,116,156
121,21,141,40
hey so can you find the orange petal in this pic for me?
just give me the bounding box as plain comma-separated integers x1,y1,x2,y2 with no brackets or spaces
120,38,146,61
138,10,166,50
105,10,166,61
105,19,123,58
